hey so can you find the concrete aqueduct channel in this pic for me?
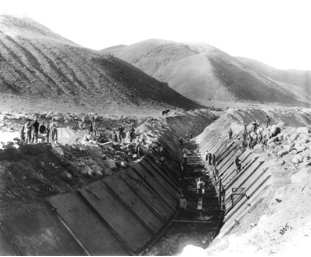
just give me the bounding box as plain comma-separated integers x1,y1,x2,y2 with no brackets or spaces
0,107,311,255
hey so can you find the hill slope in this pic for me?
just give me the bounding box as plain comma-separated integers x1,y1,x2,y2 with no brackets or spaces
0,15,202,113
102,39,197,77
236,56,311,92
102,39,311,106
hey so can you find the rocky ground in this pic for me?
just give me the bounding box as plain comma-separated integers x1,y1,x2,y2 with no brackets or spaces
0,108,217,209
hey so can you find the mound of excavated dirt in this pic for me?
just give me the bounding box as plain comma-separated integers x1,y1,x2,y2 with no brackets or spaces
103,39,311,107
0,130,153,208
0,15,202,114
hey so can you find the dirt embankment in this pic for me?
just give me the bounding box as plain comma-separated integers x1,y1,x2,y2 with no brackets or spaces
165,108,219,137
202,107,311,256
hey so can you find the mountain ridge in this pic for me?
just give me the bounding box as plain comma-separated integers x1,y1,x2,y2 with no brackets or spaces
236,56,311,92
0,15,203,113
102,39,311,107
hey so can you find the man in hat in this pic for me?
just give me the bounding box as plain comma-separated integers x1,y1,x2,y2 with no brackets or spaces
266,115,271,128
179,194,187,217
31,117,40,143
228,128,233,140
50,118,58,144
129,124,135,142
235,156,242,173
117,125,124,142
24,119,32,144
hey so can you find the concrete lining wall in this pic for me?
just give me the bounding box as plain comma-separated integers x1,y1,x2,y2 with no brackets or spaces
0,156,181,256
0,202,86,255
194,108,311,239
196,130,272,239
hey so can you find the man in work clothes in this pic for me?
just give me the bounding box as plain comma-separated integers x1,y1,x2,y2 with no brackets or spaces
212,154,216,166
46,121,51,143
235,156,242,173
113,130,118,142
182,152,188,166
179,195,187,217
252,121,259,133
24,119,32,144
20,126,25,143
50,118,58,144
179,137,183,146
118,125,124,143
205,151,210,167
248,134,254,149
242,125,248,148
208,152,212,165
31,118,40,143
129,125,135,142
89,117,97,137
228,128,233,140
39,121,47,143
266,115,271,128
196,178,205,197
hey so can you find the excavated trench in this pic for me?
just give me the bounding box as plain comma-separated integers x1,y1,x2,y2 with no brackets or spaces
1,107,311,255
144,107,311,255
144,139,223,256
0,111,220,256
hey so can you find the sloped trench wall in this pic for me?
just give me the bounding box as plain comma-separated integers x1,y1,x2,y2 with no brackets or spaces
0,110,219,256
165,109,218,138
0,154,182,256
194,108,311,240
0,113,202,256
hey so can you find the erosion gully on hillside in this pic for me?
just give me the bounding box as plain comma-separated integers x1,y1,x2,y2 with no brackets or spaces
145,140,223,256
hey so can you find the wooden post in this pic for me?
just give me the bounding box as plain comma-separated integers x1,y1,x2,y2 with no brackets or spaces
218,179,222,207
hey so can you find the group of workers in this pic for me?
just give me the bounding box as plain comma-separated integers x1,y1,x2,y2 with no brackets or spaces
20,117,58,144
112,124,136,143
227,115,273,150
20,116,102,145
206,152,217,166
228,115,274,173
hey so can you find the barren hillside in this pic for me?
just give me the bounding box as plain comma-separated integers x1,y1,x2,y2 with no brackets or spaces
102,39,311,107
0,15,202,114
101,39,197,77
236,56,311,93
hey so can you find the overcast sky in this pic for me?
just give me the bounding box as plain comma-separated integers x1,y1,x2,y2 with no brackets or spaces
1,0,311,70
